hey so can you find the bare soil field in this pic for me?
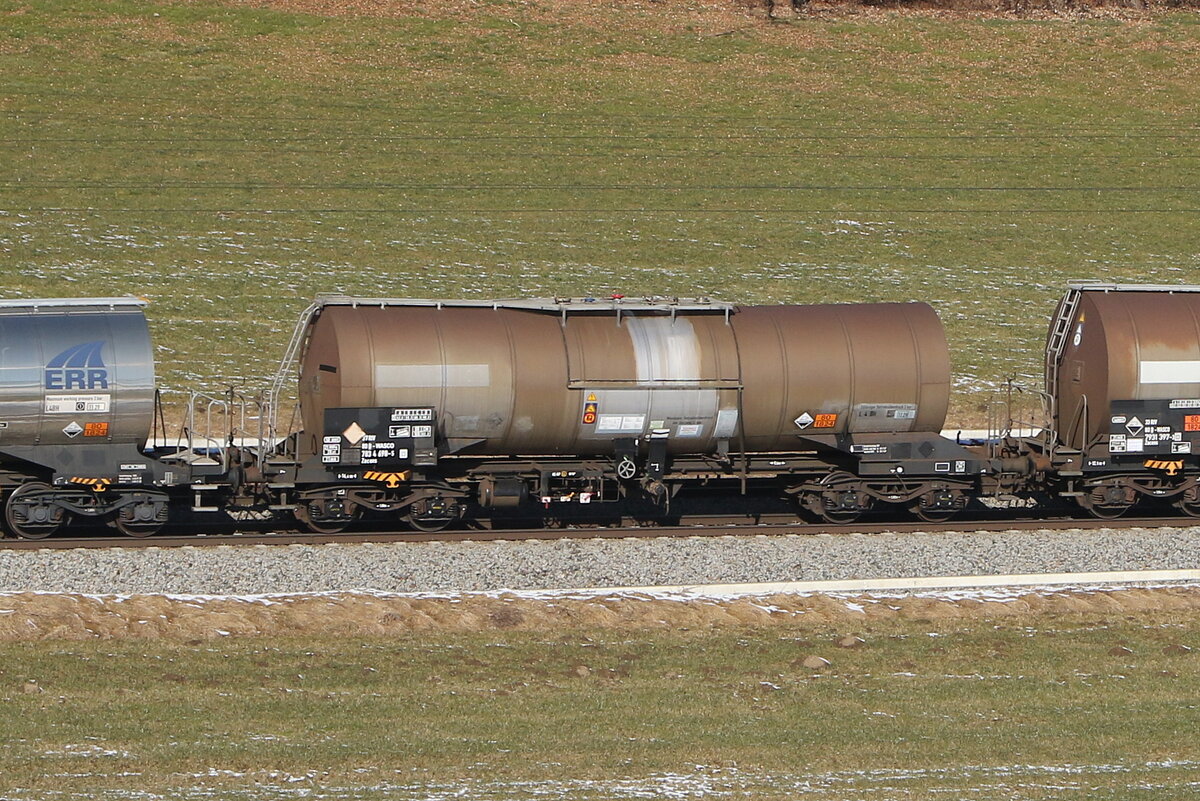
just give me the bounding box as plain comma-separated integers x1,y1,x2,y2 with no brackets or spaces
223,0,1200,22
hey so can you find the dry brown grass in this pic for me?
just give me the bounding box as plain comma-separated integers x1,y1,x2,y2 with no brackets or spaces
2,586,1199,640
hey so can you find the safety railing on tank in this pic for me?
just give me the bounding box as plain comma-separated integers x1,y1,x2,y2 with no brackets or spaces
153,390,265,471
1060,394,1090,456
985,379,1055,460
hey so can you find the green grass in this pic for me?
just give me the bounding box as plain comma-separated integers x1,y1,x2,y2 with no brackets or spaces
1,615,1198,799
2,1,1200,422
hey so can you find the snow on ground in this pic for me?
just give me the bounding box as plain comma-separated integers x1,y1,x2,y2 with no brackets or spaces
7,760,1200,801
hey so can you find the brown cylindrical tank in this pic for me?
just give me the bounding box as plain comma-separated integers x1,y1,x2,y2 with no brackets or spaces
734,303,949,450
297,298,950,456
1050,285,1200,450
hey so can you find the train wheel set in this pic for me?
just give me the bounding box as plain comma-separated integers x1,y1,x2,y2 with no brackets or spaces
3,282,1200,539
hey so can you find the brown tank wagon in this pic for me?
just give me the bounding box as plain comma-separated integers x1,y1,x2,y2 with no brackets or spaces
1041,282,1200,517
286,296,976,530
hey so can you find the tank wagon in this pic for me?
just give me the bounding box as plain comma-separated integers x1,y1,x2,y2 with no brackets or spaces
1038,282,1200,518
2,282,1200,538
0,298,179,537
287,297,980,530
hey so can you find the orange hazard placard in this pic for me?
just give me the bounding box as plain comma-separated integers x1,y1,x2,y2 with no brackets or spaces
813,413,838,428
582,393,599,425
84,422,110,437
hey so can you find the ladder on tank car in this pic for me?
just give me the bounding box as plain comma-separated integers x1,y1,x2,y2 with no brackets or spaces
1041,280,1105,458
1044,284,1086,407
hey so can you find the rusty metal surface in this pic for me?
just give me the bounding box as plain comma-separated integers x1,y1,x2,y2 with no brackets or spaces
1053,287,1200,448
298,299,951,458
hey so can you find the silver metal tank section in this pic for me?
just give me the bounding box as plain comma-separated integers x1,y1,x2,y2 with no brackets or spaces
1048,283,1200,453
0,298,155,449
297,297,950,457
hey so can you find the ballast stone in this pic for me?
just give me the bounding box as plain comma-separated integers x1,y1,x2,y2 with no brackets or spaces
0,526,1199,595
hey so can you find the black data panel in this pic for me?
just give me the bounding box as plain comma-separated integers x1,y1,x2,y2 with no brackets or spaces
321,407,435,468
1107,399,1200,456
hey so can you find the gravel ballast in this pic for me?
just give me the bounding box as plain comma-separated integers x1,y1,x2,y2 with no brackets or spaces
0,526,1199,595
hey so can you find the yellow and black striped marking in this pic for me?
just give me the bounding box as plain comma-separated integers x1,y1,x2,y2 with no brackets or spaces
68,477,113,492
1143,459,1185,476
363,471,411,489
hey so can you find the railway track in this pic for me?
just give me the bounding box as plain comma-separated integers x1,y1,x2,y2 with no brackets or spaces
1,513,1197,550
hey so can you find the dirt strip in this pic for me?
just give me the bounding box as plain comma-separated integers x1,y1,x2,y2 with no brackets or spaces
1,585,1198,640
227,0,1200,21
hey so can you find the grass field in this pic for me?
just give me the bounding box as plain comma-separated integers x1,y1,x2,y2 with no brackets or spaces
3,0,1200,422
1,607,1198,800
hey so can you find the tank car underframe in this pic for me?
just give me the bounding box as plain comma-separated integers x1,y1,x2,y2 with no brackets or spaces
788,473,975,524
1059,470,1200,519
291,481,471,534
3,481,170,539
281,440,997,531
0,442,182,538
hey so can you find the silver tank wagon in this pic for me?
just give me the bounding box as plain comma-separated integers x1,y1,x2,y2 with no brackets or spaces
0,298,155,449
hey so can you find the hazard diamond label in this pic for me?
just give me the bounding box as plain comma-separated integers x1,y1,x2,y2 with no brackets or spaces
342,422,367,445
582,392,599,425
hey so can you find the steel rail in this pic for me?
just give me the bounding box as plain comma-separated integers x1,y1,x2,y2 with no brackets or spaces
0,514,1196,551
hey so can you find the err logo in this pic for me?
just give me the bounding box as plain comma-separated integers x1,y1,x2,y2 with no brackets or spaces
44,342,110,391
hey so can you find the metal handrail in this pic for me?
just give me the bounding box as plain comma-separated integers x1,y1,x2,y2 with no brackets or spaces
263,299,322,458
986,380,1051,458
1044,288,1081,417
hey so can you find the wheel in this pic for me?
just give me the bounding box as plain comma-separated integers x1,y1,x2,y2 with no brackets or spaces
112,495,168,538
402,496,462,533
911,504,958,524
294,500,358,534
1174,487,1200,518
817,505,863,524
1175,499,1200,518
5,482,67,540
114,517,163,537
1082,502,1133,520
1076,484,1134,520
804,472,870,524
910,489,964,523
403,513,455,533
